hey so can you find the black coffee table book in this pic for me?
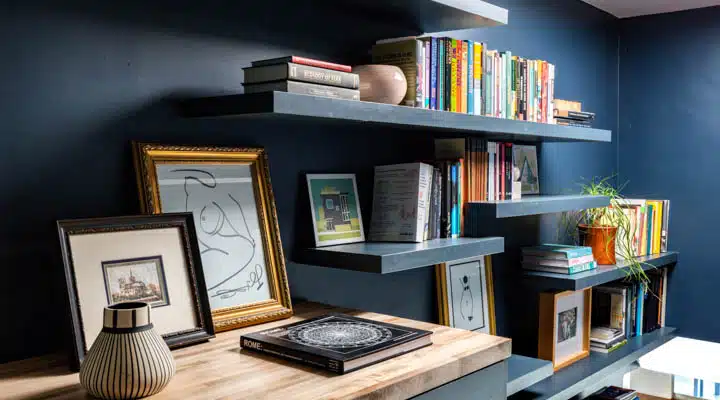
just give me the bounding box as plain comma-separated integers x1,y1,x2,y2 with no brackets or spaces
240,313,433,374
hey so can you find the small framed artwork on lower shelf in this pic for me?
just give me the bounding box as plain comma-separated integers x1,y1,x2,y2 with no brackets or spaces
435,256,496,335
538,288,592,371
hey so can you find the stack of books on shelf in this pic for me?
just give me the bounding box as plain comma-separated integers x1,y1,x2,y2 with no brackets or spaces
618,199,671,257
591,272,668,348
521,244,597,274
372,36,555,123
553,99,596,127
590,327,626,354
242,56,360,101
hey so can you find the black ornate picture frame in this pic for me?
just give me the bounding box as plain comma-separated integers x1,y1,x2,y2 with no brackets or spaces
57,213,214,370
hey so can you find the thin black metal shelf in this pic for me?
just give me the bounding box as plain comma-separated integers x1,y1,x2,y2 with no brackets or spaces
294,237,504,274
511,327,677,400
507,355,554,396
467,195,610,219
523,252,678,291
179,92,612,143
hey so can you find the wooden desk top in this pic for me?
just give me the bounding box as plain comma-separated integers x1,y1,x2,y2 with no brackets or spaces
1,303,511,400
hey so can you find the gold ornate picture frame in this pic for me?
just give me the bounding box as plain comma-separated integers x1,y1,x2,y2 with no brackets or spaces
133,143,292,331
435,255,496,335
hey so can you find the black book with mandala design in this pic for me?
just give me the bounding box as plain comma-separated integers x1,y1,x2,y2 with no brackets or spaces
240,313,433,374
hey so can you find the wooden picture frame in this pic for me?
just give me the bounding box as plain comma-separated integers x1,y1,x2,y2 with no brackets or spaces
57,213,215,370
133,143,292,332
435,256,496,335
538,288,592,371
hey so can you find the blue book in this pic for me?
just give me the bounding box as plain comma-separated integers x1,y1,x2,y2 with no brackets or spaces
438,39,445,111
451,163,458,238
430,37,438,110
636,283,645,336
522,244,593,259
466,40,474,115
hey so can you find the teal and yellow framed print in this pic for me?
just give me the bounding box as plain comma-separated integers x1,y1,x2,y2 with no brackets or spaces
306,173,365,247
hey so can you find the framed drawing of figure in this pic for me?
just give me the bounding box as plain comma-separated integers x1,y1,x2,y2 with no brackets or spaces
435,256,496,335
133,143,292,331
538,288,591,370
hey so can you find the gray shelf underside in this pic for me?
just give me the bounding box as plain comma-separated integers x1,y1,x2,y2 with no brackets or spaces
295,237,504,274
468,195,610,219
180,92,612,143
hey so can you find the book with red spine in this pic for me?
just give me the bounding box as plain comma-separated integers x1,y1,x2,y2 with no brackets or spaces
251,56,351,72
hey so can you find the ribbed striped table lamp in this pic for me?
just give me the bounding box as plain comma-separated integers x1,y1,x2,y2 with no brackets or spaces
79,302,176,399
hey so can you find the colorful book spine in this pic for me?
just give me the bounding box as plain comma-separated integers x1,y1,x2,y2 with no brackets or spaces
450,162,459,238
445,38,452,112
474,43,482,116
646,204,654,255
438,39,445,111
450,40,458,112
430,38,438,110
467,40,474,115
424,40,430,109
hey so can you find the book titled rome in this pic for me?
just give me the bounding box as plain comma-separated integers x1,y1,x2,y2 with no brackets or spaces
240,313,432,374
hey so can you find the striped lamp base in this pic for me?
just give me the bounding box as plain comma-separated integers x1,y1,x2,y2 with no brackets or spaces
79,302,175,399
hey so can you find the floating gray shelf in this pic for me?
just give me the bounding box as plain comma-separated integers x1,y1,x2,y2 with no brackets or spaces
507,355,554,396
524,251,678,291
179,92,612,143
348,0,508,33
466,195,610,219
512,327,677,400
295,237,504,274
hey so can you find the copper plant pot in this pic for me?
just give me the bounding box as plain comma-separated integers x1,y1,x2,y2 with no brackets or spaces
578,224,617,265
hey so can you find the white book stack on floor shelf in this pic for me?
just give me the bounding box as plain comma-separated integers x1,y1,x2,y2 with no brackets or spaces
369,162,434,243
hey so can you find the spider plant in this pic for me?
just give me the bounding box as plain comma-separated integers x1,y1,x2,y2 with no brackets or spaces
560,176,651,287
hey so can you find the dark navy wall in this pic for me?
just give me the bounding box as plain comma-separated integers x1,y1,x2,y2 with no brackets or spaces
619,7,720,343
0,0,617,363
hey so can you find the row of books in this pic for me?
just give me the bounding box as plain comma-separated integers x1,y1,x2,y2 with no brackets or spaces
372,37,556,123
521,244,598,275
368,162,459,242
590,270,668,353
618,199,670,257
435,138,524,203
242,56,360,101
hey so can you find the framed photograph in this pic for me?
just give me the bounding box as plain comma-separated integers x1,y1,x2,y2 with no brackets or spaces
538,288,592,370
306,174,365,247
435,256,496,334
133,143,292,332
513,145,539,195
57,213,214,370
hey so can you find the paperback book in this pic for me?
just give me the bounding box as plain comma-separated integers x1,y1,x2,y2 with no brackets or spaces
240,314,432,374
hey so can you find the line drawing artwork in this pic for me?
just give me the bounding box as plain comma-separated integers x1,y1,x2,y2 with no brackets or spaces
459,275,474,322
163,167,268,307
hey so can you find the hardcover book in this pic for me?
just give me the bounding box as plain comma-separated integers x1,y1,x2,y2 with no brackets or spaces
369,162,434,242
243,81,360,101
522,244,593,259
251,56,352,72
243,63,360,89
240,314,432,374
